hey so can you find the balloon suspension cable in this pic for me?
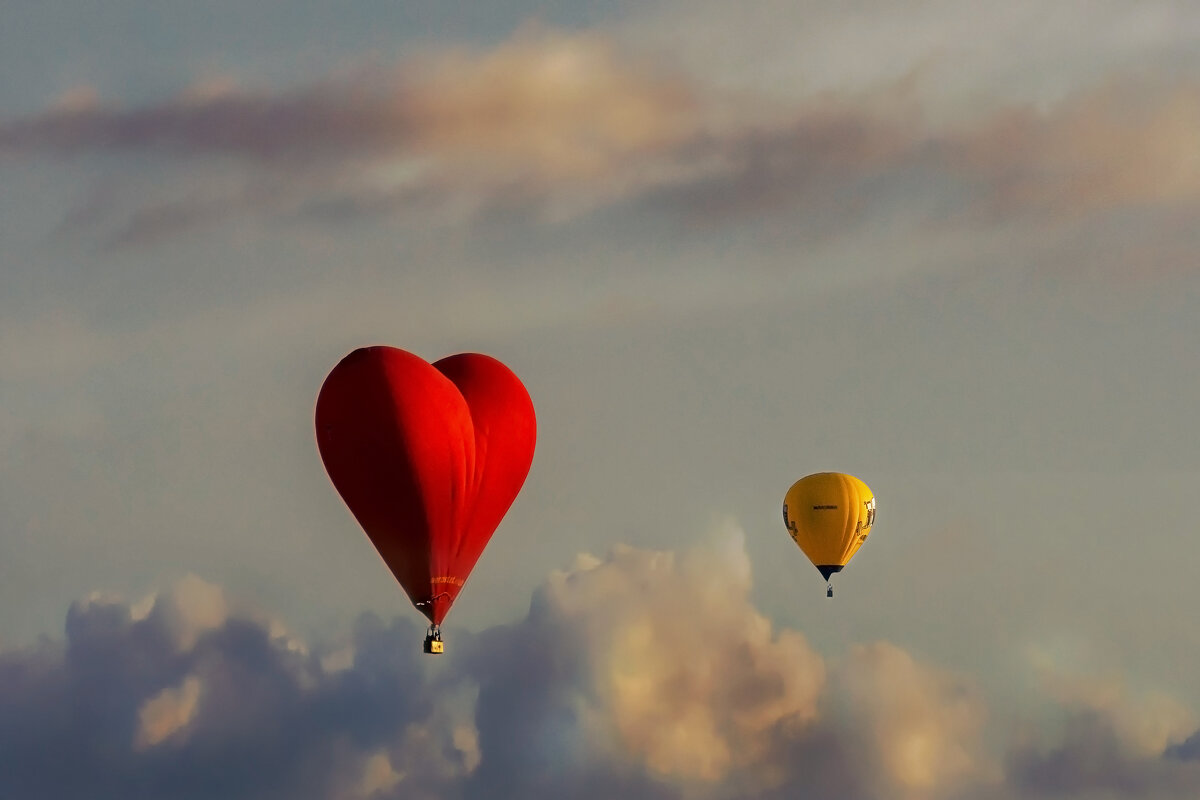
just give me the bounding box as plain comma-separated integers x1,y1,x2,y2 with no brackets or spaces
413,591,453,609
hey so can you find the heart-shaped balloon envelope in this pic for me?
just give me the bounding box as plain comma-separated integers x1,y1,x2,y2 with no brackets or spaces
315,346,536,626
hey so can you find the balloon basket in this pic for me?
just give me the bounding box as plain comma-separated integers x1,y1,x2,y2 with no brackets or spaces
423,627,444,655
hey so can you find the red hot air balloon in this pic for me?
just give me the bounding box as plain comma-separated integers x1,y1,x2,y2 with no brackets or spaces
315,346,536,653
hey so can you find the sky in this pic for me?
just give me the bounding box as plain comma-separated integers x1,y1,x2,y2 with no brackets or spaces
2,1,1200,797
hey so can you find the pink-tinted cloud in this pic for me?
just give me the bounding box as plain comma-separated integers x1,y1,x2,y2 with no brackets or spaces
0,28,698,181
0,28,707,240
0,77,409,160
955,78,1200,218
5,29,1197,247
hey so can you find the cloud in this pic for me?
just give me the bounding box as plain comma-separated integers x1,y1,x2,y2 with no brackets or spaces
461,525,827,796
1002,656,1200,799
0,76,408,161
4,24,1198,246
398,29,698,185
629,0,1200,116
655,76,1200,234
1006,711,1200,799
135,674,203,750
2,534,1198,799
0,28,698,171
1167,730,1200,762
953,78,1200,219
0,578,435,800
835,641,996,796
1,26,704,235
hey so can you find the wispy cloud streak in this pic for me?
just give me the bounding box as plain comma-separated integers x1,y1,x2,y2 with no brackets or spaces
4,27,1198,245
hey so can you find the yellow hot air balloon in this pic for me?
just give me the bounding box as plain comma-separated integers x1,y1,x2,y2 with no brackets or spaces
782,472,876,598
